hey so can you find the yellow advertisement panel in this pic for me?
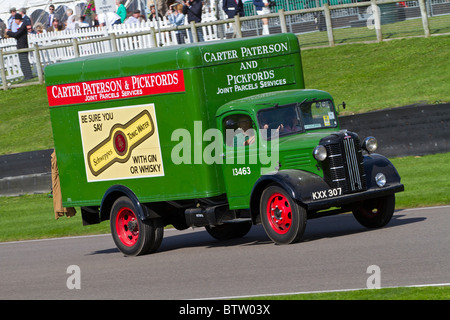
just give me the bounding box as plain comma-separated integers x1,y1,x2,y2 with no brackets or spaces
79,104,164,182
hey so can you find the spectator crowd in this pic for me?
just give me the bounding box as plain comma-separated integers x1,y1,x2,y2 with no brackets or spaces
0,0,257,40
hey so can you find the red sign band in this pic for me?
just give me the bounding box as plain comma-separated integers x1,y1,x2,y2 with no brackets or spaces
47,70,185,107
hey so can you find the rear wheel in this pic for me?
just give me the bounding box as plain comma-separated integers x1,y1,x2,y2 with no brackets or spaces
352,194,395,228
110,196,163,256
260,185,307,244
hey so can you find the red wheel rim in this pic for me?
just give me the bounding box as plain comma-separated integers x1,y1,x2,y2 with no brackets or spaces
115,207,139,247
266,193,292,234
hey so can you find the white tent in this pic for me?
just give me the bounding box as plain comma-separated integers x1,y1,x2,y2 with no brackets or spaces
0,1,84,24
0,1,149,26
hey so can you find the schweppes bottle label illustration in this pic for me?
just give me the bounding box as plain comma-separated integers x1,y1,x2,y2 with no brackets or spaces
87,110,154,176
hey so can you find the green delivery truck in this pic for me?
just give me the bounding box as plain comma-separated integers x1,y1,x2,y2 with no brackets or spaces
46,33,404,256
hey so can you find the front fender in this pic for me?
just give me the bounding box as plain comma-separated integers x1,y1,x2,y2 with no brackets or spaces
249,169,328,222
363,153,402,188
255,169,328,202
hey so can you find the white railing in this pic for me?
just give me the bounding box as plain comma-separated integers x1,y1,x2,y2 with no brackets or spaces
0,38,24,82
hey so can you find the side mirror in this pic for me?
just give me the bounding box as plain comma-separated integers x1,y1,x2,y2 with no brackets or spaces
338,101,346,111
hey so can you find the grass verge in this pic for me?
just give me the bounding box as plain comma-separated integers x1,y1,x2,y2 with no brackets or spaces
0,194,109,242
301,35,450,114
391,153,450,208
0,84,51,154
243,285,450,300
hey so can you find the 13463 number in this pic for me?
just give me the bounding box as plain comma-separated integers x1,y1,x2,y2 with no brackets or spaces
232,167,251,176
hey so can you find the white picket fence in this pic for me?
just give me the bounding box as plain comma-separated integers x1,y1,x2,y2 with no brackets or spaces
0,40,24,81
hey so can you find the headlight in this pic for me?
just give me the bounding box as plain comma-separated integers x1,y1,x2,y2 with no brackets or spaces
362,136,378,153
313,145,327,161
375,173,386,187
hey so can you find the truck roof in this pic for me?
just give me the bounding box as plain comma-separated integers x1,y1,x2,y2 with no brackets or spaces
44,33,301,87
215,89,333,117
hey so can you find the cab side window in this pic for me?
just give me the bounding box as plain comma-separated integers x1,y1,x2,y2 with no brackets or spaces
223,114,256,147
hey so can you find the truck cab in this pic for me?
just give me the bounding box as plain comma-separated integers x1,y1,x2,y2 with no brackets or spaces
213,89,403,245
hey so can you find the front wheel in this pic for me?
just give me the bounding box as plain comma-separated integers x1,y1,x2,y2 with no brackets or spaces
352,194,395,228
110,196,163,256
260,185,307,245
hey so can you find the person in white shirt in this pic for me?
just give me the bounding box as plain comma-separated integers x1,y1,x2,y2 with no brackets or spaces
77,16,90,28
65,9,77,30
98,12,122,27
125,10,142,25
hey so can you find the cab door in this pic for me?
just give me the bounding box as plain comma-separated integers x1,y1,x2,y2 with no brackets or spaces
218,112,261,210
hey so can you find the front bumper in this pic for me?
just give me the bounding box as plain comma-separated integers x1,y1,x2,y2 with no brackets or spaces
305,183,404,211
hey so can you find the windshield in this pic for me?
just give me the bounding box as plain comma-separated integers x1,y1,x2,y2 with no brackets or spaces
257,100,337,138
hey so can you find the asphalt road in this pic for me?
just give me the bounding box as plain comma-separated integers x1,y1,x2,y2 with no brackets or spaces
0,206,449,300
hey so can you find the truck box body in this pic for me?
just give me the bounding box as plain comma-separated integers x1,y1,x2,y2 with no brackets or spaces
45,34,305,208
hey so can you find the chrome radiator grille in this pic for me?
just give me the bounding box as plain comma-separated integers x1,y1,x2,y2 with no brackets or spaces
322,133,366,193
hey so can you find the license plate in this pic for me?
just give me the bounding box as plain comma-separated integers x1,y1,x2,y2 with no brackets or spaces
311,187,342,200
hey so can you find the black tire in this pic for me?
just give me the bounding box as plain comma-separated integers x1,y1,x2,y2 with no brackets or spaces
110,196,162,256
148,217,164,254
260,185,307,244
352,194,395,228
205,221,252,240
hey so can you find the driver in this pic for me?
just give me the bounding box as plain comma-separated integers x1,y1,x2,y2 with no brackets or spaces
234,116,256,146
